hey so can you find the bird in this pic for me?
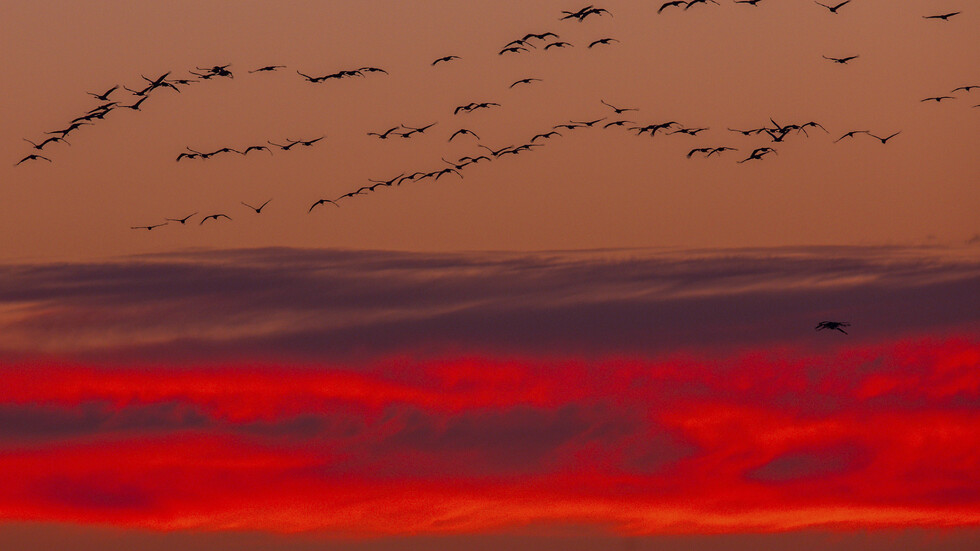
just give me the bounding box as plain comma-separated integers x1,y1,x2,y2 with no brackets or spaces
249,65,285,73
588,38,619,48
814,1,851,14
175,152,198,161
503,39,536,49
23,136,69,150
359,66,389,75
735,0,764,5
921,96,955,102
46,122,90,137
432,55,461,65
687,147,713,158
603,120,634,128
399,123,437,138
368,126,402,139
570,117,606,127
290,136,325,147
738,147,777,163
15,154,52,165
241,145,272,155
531,131,562,141
670,127,710,135
165,213,197,224
510,78,542,88
658,1,686,14
544,41,574,50
823,55,859,64
499,46,529,55
601,100,638,114
268,140,301,151
297,71,326,83
815,321,850,334
834,130,869,142
309,198,341,212
922,12,960,21
449,128,480,141
131,222,167,231
207,147,243,156
522,32,559,41
200,214,232,224
728,127,765,136
951,85,979,93
478,144,515,157
87,85,119,101
121,96,149,110
706,147,738,157
241,199,272,213
685,0,719,10
868,131,901,144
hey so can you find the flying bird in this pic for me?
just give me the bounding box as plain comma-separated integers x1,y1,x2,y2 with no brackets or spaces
15,154,52,165
522,32,559,41
921,96,955,102
815,321,850,334
449,128,480,141
922,12,960,21
241,145,272,155
499,46,529,55
87,85,119,101
738,147,777,163
658,1,685,13
588,38,619,48
531,131,562,141
241,199,272,213
368,126,402,139
544,41,574,50
249,65,285,73
200,214,232,224
868,131,901,144
685,0,719,10
601,100,638,114
175,152,198,161
121,96,149,110
823,55,859,64
834,130,869,142
951,85,979,93
510,78,542,88
309,198,341,212
165,213,198,224
23,136,69,150
432,55,461,65
131,223,167,231
735,0,765,5
814,1,851,13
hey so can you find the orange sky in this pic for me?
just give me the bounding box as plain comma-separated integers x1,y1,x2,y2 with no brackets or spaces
2,0,978,261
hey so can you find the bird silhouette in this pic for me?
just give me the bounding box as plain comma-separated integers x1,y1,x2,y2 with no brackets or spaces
200,214,232,224
242,199,272,213
309,198,341,212
87,85,119,101
47,122,91,137
15,154,52,165
24,136,69,150
707,147,738,157
951,85,979,93
658,1,685,13
815,321,850,334
588,38,619,48
297,71,327,83
249,65,285,73
544,41,574,50
290,136,325,147
921,96,955,102
603,120,634,128
432,55,461,65
685,0,719,10
735,0,764,5
869,131,901,144
601,100,638,114
510,78,542,88
449,128,480,141
241,145,273,155
531,131,563,141
738,147,777,163
175,152,198,161
687,147,713,158
815,1,850,13
165,213,197,224
522,32,559,41
131,222,167,231
834,130,869,142
121,96,149,110
922,12,960,21
368,126,402,139
823,55,859,64
359,66,389,75
499,46,529,55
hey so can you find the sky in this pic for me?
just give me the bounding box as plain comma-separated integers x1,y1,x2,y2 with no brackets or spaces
1,0,979,549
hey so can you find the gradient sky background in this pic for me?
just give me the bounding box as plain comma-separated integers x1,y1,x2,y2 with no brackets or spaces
2,1,979,549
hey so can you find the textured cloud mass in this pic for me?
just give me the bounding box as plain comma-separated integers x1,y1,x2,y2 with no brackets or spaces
0,246,978,534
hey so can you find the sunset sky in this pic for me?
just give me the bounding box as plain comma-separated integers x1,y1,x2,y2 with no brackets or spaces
2,1,978,549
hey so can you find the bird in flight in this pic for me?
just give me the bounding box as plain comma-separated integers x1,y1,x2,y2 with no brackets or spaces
15,154,52,165
738,147,777,163
815,1,851,13
241,199,272,213
165,213,197,224
131,222,167,231
309,198,341,212
200,214,232,224
951,85,979,93
658,1,685,13
531,131,562,142
922,12,960,21
249,65,285,73
499,46,529,55
600,100,637,114
823,55,859,64
449,128,480,141
685,0,719,10
87,85,119,101
121,96,149,110
241,145,272,155
544,41,574,50
869,131,901,144
175,152,198,161
921,96,955,102
834,130,869,142
589,38,619,48
432,55,461,65
735,0,765,5
23,136,69,150
368,126,402,139
510,78,542,88
815,321,850,334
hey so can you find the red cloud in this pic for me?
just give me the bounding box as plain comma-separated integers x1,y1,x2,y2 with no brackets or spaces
0,336,978,534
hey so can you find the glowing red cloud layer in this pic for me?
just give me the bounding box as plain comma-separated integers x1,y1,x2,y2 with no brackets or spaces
0,336,978,534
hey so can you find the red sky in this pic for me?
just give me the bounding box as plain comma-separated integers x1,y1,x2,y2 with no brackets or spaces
2,0,979,549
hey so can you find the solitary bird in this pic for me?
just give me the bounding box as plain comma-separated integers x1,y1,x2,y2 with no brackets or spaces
951,85,979,93
131,222,167,231
589,38,619,48
432,55,461,65
15,154,52,165
815,321,850,334
510,78,542,88
241,199,272,213
87,85,119,101
249,65,285,73
922,12,960,21
834,130,869,142
869,131,901,144
921,96,955,102
165,213,197,224
815,1,851,13
309,198,341,212
823,55,859,64
200,214,232,224
601,100,638,114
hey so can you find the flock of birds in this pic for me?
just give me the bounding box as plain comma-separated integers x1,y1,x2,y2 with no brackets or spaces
18,2,964,333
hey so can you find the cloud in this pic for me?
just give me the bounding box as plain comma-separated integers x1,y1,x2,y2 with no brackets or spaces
0,246,977,362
